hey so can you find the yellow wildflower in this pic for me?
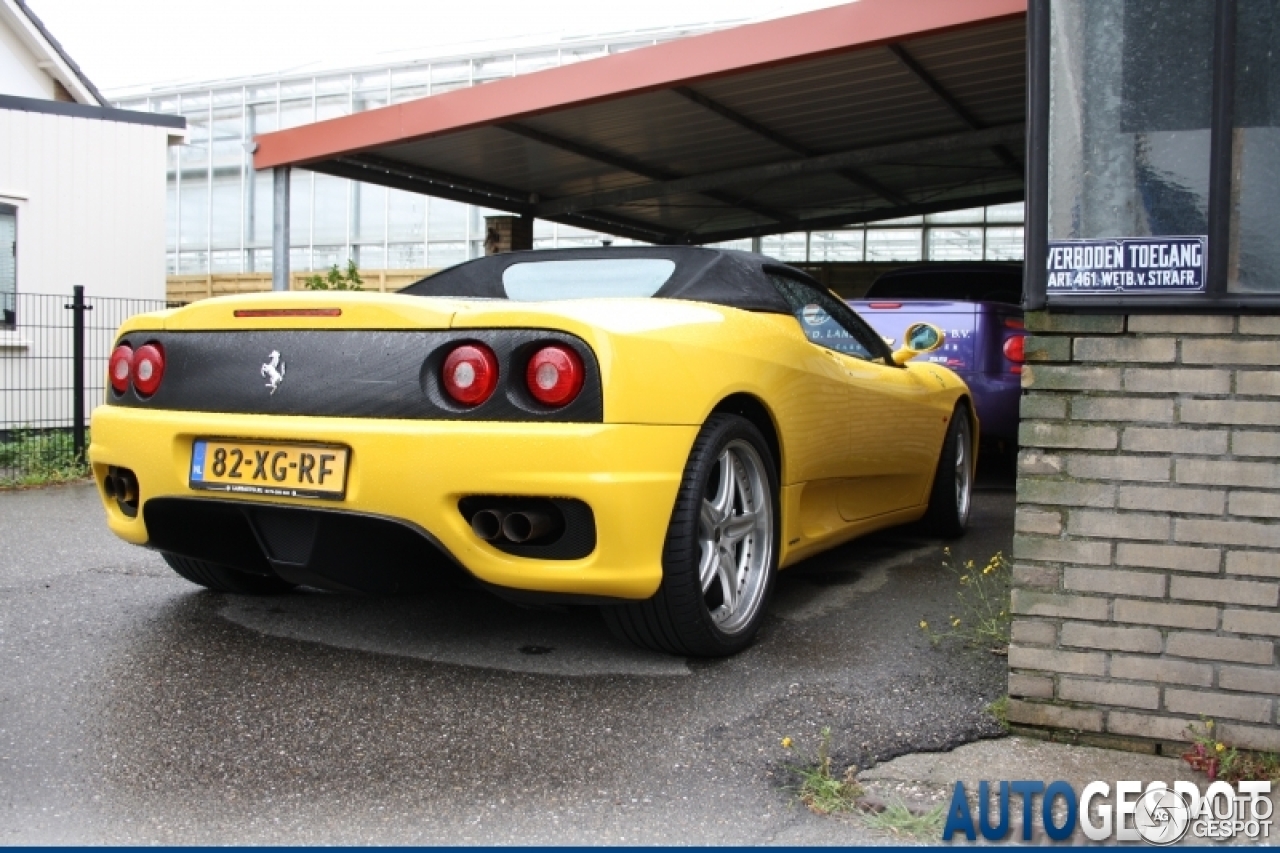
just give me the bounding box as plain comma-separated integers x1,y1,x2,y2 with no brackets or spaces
951,617,961,627
1215,742,1225,753
781,737,793,749
919,620,928,629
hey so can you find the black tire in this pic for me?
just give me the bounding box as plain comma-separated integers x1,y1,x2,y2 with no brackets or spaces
162,553,296,595
602,414,779,657
922,402,975,538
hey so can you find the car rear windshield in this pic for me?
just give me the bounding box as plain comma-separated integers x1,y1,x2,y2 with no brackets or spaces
864,271,1022,304
501,259,677,301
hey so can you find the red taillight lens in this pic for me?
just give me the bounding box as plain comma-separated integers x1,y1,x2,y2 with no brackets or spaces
132,343,166,397
441,343,499,405
526,345,584,407
1003,335,1026,364
108,344,133,395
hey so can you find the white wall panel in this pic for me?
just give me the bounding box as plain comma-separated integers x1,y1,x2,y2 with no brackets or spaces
0,107,169,299
0,16,52,100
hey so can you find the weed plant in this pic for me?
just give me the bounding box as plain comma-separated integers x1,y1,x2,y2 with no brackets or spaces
782,727,862,814
920,549,1011,653
1184,718,1280,783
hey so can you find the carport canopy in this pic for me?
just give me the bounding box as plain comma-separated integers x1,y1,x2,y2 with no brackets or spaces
254,0,1026,257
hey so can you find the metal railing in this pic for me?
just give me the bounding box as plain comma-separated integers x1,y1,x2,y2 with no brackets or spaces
1,287,172,484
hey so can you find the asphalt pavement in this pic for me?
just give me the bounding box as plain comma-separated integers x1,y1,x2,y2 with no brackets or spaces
1,469,1017,844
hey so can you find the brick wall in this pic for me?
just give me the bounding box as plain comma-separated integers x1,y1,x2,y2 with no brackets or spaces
1008,312,1280,753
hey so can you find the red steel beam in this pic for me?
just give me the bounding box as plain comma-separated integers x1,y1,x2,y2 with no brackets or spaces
254,0,1026,171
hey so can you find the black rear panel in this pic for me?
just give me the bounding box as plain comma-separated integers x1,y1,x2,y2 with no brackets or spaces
144,497,469,594
109,329,602,422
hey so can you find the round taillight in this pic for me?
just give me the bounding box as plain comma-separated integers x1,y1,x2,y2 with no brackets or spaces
526,345,584,407
132,343,166,397
109,344,133,395
1003,335,1026,364
441,343,499,406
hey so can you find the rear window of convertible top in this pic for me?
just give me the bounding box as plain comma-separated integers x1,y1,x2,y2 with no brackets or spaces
501,258,676,301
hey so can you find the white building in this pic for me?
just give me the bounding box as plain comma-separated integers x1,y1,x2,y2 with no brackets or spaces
0,0,182,316
1,0,181,443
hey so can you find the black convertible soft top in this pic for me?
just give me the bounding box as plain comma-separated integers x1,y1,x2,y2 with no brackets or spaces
399,246,801,314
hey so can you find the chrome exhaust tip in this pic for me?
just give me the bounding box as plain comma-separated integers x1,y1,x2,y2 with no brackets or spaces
470,508,506,541
116,468,139,504
501,511,555,544
105,466,140,517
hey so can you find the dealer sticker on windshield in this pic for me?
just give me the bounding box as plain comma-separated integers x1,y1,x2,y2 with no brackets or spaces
189,439,349,500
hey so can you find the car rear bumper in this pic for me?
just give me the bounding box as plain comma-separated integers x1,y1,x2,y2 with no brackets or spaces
89,406,696,599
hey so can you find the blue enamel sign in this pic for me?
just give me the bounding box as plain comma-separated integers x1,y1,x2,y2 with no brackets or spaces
1046,237,1207,294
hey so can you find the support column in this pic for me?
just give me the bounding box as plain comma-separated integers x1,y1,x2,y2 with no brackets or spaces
483,215,534,254
272,166,291,291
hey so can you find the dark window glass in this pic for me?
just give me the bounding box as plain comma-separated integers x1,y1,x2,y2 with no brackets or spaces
0,204,14,328
767,273,887,363
1229,0,1280,293
865,266,1023,303
1049,0,1214,241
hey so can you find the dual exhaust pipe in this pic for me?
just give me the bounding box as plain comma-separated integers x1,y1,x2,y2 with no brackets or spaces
471,508,558,544
103,466,139,505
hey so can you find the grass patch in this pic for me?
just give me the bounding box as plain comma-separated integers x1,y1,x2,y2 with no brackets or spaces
783,727,862,814
861,798,947,840
986,695,1010,732
0,429,91,488
920,548,1011,653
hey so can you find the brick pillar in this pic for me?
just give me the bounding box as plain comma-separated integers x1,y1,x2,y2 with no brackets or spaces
1008,312,1280,754
484,216,534,254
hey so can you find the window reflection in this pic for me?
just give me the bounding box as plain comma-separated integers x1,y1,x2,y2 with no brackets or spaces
1229,0,1280,292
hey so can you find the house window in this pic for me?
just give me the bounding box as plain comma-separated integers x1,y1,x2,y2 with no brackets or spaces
0,204,15,328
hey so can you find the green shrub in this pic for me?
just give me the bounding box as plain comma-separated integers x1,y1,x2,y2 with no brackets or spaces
303,260,364,291
0,428,90,487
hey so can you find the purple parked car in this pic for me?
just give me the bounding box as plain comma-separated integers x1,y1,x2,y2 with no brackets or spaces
850,263,1026,446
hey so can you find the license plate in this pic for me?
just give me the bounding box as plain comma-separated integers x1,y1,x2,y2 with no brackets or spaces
189,439,349,500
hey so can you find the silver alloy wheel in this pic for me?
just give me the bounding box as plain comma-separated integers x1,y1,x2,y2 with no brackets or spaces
696,439,773,635
954,415,973,526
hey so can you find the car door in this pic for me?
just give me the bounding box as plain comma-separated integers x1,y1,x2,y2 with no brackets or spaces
768,273,942,521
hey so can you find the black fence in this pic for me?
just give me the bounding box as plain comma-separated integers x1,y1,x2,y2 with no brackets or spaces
1,288,173,484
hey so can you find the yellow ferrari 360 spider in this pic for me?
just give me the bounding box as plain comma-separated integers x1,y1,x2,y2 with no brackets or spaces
91,247,975,656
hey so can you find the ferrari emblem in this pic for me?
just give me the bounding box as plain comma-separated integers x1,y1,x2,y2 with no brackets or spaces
261,350,286,394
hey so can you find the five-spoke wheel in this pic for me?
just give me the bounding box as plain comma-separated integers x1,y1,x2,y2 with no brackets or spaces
602,413,779,656
696,439,773,635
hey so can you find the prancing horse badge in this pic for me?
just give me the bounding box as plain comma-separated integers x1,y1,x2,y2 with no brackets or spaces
261,350,286,394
